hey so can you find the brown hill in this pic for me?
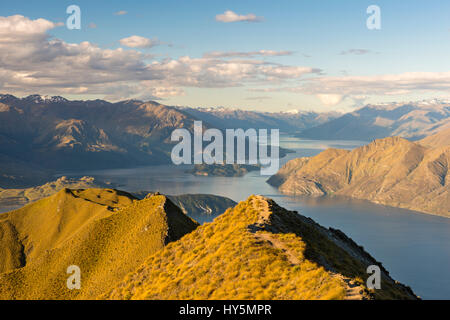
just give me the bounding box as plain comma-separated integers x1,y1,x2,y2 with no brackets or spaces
0,188,198,299
268,135,449,217
107,195,417,300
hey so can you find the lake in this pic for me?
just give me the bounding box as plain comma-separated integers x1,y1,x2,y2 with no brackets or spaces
28,136,450,299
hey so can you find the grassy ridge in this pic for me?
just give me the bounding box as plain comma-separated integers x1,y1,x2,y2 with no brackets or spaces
0,190,417,300
0,188,198,299
107,196,417,300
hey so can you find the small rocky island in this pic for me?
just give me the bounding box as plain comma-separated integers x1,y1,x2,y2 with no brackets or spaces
189,164,260,177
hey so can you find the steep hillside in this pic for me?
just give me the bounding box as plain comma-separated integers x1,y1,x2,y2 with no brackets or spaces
419,126,450,148
107,195,417,300
268,135,450,217
131,191,237,220
0,95,199,177
299,101,450,141
167,194,237,218
0,189,198,299
0,153,52,188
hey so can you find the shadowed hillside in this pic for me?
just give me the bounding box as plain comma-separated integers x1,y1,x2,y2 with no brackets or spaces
0,189,198,299
0,95,200,187
268,129,450,217
106,195,417,300
132,191,237,220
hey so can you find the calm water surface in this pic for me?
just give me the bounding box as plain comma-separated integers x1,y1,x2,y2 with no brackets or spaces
28,136,450,299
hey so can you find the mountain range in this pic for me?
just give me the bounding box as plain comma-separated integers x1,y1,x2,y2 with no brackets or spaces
179,106,340,132
298,100,450,141
0,94,337,188
268,127,450,217
0,189,417,300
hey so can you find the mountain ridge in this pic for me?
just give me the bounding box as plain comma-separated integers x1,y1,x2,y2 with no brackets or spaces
268,129,450,217
0,93,329,188
298,101,450,141
106,195,417,300
0,188,198,299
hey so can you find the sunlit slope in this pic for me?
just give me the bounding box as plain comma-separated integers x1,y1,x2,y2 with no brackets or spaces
269,136,450,217
419,126,450,148
107,196,417,300
0,189,198,299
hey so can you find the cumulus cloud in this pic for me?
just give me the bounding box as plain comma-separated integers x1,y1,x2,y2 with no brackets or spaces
216,10,262,23
0,15,319,101
147,56,321,88
316,94,344,106
0,15,57,42
120,35,159,48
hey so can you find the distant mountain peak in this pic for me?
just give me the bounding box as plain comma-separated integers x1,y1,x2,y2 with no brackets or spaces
23,94,69,103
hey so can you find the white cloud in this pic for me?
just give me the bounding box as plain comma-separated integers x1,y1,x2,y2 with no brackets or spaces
316,94,344,106
0,15,320,101
215,10,262,23
120,35,159,48
259,71,450,106
0,15,57,42
114,11,128,16
303,72,450,96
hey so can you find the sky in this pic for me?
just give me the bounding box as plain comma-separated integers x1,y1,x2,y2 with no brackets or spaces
0,0,449,112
